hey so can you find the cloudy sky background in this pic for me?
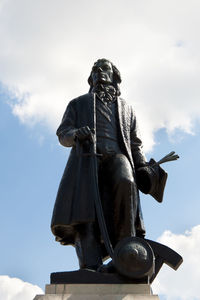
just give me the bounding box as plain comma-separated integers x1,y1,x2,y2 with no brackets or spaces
0,0,200,299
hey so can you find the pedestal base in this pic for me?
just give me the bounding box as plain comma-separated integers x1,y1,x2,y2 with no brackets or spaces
34,284,160,299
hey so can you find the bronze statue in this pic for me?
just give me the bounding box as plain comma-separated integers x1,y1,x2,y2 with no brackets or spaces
51,59,182,281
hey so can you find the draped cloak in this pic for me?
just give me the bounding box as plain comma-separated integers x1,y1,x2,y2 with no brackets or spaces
51,92,147,248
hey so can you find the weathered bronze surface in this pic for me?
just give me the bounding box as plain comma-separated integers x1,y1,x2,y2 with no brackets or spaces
51,59,182,281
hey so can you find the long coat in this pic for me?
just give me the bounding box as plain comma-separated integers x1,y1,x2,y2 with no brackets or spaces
51,92,147,246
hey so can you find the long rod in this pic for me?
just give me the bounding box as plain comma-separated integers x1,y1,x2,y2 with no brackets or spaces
91,146,114,258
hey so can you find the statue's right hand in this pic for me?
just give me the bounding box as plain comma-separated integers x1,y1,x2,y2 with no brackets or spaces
75,126,95,143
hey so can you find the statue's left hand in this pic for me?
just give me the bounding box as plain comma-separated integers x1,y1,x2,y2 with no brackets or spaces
136,165,153,194
75,126,95,143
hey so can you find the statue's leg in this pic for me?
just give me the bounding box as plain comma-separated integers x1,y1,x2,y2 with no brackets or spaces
101,154,138,245
74,222,103,271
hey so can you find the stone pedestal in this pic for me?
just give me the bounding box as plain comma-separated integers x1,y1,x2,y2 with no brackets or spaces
34,284,160,299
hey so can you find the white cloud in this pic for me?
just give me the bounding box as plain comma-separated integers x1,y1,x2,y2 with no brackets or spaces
0,275,43,300
0,0,200,151
152,225,200,300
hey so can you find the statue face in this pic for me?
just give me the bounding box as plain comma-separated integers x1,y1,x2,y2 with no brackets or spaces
91,60,113,86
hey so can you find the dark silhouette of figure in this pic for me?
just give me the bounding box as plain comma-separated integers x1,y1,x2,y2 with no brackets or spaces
51,59,167,271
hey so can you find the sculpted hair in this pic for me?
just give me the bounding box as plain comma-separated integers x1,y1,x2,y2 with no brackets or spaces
88,58,122,95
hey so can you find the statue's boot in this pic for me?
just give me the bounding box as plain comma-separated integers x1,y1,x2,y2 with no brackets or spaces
75,223,103,271
97,260,116,273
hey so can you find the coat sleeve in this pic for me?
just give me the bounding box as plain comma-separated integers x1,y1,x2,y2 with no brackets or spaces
130,108,147,169
56,100,78,147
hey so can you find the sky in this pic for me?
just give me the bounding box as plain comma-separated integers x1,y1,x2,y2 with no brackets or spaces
0,0,200,299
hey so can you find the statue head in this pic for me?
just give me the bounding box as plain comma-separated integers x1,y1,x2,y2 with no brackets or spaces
88,58,122,95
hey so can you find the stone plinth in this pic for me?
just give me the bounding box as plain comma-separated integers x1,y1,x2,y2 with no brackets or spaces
34,284,160,299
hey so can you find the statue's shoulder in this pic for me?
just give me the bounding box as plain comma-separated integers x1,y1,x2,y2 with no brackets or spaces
118,97,134,112
118,97,127,105
118,96,131,106
69,93,93,105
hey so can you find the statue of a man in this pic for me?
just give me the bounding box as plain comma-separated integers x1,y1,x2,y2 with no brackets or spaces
51,59,167,271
